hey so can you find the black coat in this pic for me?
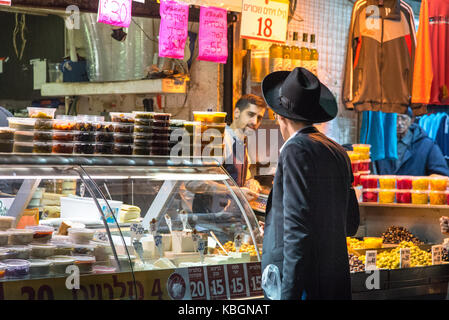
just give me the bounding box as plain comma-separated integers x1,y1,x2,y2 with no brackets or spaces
262,126,360,300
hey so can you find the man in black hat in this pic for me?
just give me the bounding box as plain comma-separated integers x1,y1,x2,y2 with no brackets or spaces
260,67,360,300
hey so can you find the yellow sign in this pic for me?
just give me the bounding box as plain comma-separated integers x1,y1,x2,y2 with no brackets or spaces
240,0,289,44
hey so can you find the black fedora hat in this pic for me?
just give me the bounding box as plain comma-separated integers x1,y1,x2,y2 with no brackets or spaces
261,67,338,123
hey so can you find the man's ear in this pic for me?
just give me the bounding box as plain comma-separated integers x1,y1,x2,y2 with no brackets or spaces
234,107,241,120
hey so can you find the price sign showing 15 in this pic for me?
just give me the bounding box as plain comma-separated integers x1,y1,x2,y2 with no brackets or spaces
250,275,261,292
257,17,273,37
210,279,225,296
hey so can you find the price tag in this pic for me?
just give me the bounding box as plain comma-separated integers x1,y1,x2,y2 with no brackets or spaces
400,248,411,268
130,223,145,241
432,245,443,265
234,233,243,253
365,250,377,271
0,0,11,6
226,264,249,298
188,266,208,300
246,262,263,296
93,231,108,242
198,6,228,64
240,0,289,44
164,214,172,233
180,212,188,231
149,219,157,237
97,0,132,28
207,265,227,299
154,235,163,258
158,0,189,59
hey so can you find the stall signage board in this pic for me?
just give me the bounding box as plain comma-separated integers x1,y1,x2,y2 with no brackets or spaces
226,263,249,298
0,0,11,6
240,0,289,44
206,265,228,299
97,0,133,28
159,0,189,59
246,262,263,296
400,248,411,268
198,6,228,64
365,250,377,271
432,245,443,265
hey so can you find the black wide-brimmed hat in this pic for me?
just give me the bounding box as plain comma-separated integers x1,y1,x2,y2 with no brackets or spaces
261,67,338,123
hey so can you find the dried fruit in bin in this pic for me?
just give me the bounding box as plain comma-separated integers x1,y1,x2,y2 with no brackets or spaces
381,226,423,245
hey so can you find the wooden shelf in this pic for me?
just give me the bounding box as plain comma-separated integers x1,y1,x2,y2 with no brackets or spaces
359,202,449,210
41,78,187,97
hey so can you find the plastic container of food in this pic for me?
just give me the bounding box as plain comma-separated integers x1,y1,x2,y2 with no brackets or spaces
153,112,171,121
151,127,170,135
95,143,114,155
193,111,225,123
352,172,360,187
52,130,74,142
132,111,154,120
0,248,15,260
29,259,52,277
352,144,371,154
74,116,95,132
3,259,31,278
14,130,34,142
396,190,412,204
73,255,96,274
133,132,152,141
360,175,378,188
134,139,150,148
7,117,35,131
95,132,114,143
412,177,430,190
110,112,134,123
68,228,95,244
33,141,52,153
52,142,74,154
113,133,134,144
379,189,395,203
134,118,152,126
0,231,10,245
113,143,133,155
91,241,112,263
34,118,54,130
49,255,75,275
73,143,95,154
152,133,170,141
110,254,136,272
0,139,13,152
358,160,371,172
133,147,150,156
134,125,151,133
429,191,447,205
151,140,170,148
30,243,56,258
351,160,359,173
33,130,53,142
25,225,54,243
0,217,15,231
95,122,114,142
362,188,379,203
53,118,75,131
8,229,34,245
397,176,413,189
72,244,95,256
152,120,170,129
0,128,15,140
28,107,56,119
0,262,5,278
93,265,116,274
411,190,429,204
13,142,33,153
73,131,95,142
429,177,448,191
113,123,134,134
94,121,114,132
51,242,73,256
378,175,396,189
202,123,226,135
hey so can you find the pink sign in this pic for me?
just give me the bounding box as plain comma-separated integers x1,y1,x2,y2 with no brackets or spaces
97,0,132,28
198,6,228,64
159,0,189,59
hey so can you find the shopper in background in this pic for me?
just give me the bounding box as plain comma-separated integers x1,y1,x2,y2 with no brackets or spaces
223,94,267,199
260,67,360,300
0,106,12,127
375,107,449,176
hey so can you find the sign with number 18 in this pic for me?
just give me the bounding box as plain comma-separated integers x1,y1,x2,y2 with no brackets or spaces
240,0,289,44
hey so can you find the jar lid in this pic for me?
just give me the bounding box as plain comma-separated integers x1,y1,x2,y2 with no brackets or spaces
49,255,75,265
362,188,379,192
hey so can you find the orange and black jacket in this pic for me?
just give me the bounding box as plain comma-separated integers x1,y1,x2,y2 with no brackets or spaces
342,0,422,115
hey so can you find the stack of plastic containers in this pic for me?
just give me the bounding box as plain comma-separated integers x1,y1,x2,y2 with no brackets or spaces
150,113,171,156
52,115,76,154
29,107,57,154
0,127,15,153
132,111,153,156
168,120,185,155
110,113,134,155
182,121,200,158
352,144,371,174
347,151,361,187
94,119,114,155
9,117,35,153
193,111,226,159
73,115,100,155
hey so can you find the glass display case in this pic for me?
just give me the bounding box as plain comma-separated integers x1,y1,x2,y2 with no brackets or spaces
0,155,263,300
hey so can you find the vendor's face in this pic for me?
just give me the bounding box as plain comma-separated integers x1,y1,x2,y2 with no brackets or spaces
397,114,411,137
234,104,266,133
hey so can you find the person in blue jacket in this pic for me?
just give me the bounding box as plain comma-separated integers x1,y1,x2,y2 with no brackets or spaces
375,108,449,176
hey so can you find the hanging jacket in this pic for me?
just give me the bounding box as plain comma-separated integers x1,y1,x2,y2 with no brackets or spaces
343,0,420,115
412,0,449,106
375,123,449,176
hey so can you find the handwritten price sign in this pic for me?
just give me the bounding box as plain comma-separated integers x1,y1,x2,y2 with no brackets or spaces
97,0,132,28
240,0,289,44
198,6,228,64
159,0,189,59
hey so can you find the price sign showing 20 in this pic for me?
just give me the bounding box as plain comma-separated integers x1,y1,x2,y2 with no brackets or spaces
257,17,273,38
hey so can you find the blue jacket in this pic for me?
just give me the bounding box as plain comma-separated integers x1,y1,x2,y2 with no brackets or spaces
375,124,449,176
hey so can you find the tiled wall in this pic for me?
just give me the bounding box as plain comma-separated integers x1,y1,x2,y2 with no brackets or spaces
288,0,359,145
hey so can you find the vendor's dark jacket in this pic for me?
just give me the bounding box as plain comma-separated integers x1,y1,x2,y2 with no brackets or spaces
262,126,360,300
375,123,449,176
